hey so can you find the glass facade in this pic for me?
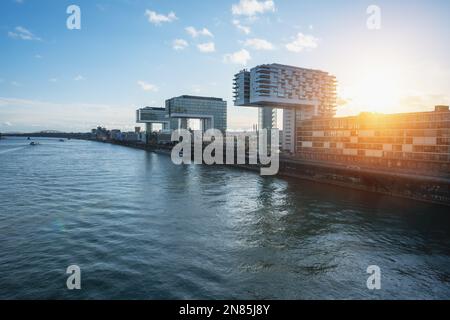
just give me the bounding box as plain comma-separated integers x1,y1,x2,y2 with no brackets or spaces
165,95,227,132
137,96,227,133
137,107,168,122
234,64,337,118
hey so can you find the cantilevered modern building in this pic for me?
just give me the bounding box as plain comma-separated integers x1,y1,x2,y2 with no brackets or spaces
165,95,227,133
136,107,170,133
233,63,337,152
136,95,227,134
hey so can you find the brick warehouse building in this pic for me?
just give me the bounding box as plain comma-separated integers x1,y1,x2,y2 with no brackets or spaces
295,106,450,177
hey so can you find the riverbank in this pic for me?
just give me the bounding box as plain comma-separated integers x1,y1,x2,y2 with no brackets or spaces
96,138,450,207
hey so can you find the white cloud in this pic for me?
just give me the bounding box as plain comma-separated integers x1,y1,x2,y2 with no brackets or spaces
49,78,58,83
35,54,43,59
172,39,188,50
96,4,107,12
11,81,20,87
137,81,159,92
285,32,319,52
244,38,274,50
74,75,85,81
197,42,216,53
232,20,251,34
8,26,41,41
232,0,275,16
2,121,12,127
14,0,24,4
185,26,214,38
145,10,177,25
191,85,203,94
223,49,251,66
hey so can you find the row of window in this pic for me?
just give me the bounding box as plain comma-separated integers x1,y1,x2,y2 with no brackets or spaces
296,147,450,162
296,135,450,146
298,119,450,131
297,152,450,173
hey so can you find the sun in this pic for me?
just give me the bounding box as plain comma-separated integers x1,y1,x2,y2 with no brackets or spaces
351,67,403,114
338,62,409,116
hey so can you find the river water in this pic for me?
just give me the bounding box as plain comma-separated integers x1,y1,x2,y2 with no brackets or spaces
0,137,449,299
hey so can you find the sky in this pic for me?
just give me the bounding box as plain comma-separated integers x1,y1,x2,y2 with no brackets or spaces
1,0,449,132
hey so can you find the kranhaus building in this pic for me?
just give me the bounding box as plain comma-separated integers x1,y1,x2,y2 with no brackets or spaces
136,95,227,134
233,63,337,153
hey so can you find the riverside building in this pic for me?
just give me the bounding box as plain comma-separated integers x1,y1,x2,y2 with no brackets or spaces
136,95,227,134
233,63,337,152
295,106,450,177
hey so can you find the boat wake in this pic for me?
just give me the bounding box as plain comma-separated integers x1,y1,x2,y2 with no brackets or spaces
0,146,27,155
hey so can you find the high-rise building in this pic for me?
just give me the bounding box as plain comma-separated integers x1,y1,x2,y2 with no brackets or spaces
165,95,227,133
234,64,336,112
136,95,227,135
234,63,337,149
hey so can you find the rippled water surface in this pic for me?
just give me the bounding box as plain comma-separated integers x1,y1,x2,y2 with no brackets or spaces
0,137,449,299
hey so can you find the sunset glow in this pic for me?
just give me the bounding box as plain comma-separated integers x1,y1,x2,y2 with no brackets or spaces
340,65,404,115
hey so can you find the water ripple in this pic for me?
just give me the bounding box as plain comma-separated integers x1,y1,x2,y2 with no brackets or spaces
0,137,449,299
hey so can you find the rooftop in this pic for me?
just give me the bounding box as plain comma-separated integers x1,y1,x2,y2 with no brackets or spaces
140,107,166,111
171,95,225,102
306,105,450,121
252,63,332,75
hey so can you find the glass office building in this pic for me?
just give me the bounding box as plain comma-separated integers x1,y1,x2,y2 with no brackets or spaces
137,95,227,133
165,95,227,133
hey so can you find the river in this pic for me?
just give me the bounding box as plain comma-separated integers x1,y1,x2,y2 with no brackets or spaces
0,137,449,299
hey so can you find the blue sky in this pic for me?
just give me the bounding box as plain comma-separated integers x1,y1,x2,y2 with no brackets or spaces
1,0,449,132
